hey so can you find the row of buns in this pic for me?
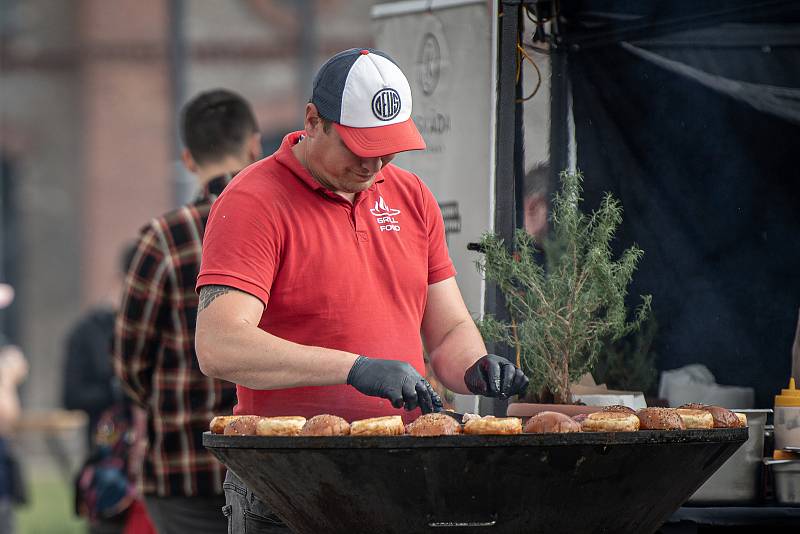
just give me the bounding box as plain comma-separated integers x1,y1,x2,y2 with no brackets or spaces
210,414,350,437
210,404,746,438
530,404,747,434
210,413,522,437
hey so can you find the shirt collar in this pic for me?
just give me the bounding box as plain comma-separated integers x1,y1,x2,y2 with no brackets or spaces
274,131,385,199
197,173,235,202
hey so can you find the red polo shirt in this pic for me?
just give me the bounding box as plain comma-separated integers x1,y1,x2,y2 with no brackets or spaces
197,132,456,422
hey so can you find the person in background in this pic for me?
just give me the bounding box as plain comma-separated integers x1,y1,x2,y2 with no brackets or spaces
523,162,550,241
0,283,28,534
114,88,261,534
63,244,137,448
65,244,155,533
194,48,529,532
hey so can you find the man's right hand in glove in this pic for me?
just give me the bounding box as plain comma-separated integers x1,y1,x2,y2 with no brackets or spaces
347,356,442,413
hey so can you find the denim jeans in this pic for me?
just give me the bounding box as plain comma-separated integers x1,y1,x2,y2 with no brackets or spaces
223,470,289,533
144,494,227,534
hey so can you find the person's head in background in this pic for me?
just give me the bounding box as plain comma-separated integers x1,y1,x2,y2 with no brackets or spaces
523,162,550,241
0,284,13,313
180,89,262,184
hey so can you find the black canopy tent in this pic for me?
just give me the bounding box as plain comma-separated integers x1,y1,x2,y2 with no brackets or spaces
492,0,800,408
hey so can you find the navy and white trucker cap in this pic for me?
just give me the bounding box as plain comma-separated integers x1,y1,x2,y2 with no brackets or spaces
311,48,426,158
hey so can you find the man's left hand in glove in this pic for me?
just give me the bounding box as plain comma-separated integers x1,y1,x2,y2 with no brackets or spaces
464,354,529,399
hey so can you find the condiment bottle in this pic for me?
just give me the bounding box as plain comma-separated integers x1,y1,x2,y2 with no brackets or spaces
774,378,800,451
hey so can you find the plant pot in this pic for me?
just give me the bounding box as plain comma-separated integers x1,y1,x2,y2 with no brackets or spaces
506,403,604,418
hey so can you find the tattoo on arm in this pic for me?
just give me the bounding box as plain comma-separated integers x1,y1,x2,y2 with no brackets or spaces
198,285,234,313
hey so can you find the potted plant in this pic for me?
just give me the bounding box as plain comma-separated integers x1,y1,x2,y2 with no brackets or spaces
476,171,652,405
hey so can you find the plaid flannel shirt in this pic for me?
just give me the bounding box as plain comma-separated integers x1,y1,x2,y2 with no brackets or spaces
114,175,237,497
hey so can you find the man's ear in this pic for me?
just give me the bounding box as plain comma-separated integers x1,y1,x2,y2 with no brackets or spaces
304,103,322,137
181,148,198,173
248,132,263,162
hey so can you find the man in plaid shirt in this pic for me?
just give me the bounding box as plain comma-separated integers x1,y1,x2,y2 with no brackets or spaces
114,89,261,533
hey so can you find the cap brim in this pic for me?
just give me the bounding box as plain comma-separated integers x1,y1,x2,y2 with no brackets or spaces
333,118,426,158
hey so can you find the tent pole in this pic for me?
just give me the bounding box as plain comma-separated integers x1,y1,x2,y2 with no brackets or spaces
484,0,523,416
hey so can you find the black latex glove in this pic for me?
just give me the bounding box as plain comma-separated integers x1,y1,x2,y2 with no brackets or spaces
347,356,442,413
464,354,529,399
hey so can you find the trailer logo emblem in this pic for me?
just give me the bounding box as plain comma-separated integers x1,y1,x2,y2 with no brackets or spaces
418,33,441,96
371,89,401,121
370,196,401,232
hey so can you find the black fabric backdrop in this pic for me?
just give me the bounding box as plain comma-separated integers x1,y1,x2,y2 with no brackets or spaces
566,28,800,407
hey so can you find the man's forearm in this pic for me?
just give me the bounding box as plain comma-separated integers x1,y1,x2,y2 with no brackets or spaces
195,320,359,390
428,319,486,395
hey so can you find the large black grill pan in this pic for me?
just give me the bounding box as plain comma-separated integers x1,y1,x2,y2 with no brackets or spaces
205,428,747,534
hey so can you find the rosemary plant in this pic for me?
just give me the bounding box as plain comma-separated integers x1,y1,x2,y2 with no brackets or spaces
476,171,652,404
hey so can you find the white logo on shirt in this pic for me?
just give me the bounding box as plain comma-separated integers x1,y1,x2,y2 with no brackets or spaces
370,196,401,232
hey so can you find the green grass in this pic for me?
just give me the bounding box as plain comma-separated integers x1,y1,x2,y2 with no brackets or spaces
17,474,87,534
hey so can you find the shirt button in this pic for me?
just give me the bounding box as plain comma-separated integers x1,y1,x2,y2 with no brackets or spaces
357,231,368,242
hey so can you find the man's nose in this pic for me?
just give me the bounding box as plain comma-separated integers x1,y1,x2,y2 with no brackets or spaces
359,157,382,173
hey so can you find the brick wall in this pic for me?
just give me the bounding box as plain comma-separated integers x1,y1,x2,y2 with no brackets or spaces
2,0,376,409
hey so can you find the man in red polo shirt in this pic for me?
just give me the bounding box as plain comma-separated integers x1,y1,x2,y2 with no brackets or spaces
195,48,529,532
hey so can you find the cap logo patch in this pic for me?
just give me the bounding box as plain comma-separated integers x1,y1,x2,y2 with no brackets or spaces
371,88,401,121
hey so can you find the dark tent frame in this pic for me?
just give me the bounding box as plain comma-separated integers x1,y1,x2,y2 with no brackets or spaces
491,0,800,412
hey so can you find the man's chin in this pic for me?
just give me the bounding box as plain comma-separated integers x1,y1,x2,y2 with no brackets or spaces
346,179,375,193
